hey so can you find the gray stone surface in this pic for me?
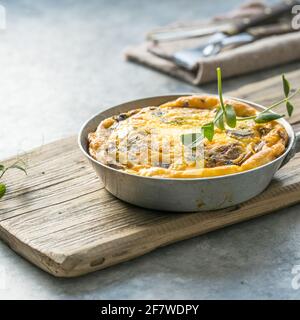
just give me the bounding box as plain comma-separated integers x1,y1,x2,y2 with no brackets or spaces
0,0,300,299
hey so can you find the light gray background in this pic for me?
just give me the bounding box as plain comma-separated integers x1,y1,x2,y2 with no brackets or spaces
1,0,300,299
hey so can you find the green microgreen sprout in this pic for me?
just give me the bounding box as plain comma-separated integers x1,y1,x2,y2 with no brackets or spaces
0,159,27,199
181,67,300,147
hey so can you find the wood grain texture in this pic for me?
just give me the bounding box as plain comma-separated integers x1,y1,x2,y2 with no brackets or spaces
1,69,300,277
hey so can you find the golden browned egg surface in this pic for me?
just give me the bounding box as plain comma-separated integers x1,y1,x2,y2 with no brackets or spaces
88,96,288,178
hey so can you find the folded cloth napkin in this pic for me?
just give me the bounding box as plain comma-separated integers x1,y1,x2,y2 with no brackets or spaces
125,2,300,85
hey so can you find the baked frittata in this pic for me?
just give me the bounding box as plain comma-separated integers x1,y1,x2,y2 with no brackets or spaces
88,96,288,178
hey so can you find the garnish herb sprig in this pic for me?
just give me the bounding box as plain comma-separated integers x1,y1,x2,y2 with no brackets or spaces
0,160,27,199
181,67,300,147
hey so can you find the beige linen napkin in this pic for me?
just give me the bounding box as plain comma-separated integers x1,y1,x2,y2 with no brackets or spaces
125,0,300,85
125,30,300,85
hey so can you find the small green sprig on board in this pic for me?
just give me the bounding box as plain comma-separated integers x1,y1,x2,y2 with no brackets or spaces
181,68,300,147
0,160,27,199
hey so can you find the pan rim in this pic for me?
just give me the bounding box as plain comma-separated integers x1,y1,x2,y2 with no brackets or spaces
78,93,295,181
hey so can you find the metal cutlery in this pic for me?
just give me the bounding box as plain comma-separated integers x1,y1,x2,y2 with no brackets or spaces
172,23,297,70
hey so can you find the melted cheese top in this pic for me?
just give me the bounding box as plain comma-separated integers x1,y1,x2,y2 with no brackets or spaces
88,96,288,178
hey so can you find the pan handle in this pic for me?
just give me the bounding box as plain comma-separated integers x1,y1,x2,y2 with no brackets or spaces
295,131,300,153
280,131,300,168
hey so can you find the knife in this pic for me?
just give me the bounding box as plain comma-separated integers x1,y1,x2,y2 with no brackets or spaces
148,1,298,43
147,23,233,42
162,1,299,70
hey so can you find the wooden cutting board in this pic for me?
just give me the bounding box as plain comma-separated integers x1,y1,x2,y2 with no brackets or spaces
1,69,300,278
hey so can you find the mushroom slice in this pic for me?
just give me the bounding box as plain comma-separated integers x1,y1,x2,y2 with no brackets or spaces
226,129,253,138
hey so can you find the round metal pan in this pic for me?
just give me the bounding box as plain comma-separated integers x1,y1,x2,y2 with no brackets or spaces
78,95,300,212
